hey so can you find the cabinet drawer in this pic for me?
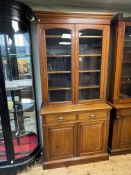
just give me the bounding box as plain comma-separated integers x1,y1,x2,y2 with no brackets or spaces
78,111,107,121
118,109,131,116
44,113,76,124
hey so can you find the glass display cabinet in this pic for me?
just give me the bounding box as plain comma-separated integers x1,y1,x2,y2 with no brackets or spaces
0,0,39,173
108,14,131,155
37,12,112,169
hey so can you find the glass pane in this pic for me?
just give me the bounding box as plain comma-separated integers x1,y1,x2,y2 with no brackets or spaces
0,115,7,161
45,28,72,102
0,20,38,160
120,26,131,99
79,29,102,100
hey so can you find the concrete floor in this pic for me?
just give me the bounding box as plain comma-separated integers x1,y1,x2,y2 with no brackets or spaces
18,154,131,175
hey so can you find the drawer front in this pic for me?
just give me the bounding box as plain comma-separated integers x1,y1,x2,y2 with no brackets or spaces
45,113,76,124
78,110,107,121
118,109,131,116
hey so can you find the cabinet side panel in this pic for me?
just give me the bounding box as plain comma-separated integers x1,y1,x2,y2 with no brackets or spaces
106,23,118,102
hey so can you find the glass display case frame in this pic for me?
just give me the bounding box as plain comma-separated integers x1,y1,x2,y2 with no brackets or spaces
0,0,40,173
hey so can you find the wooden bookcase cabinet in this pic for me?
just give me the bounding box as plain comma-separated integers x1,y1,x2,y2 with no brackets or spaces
36,12,112,168
107,14,131,155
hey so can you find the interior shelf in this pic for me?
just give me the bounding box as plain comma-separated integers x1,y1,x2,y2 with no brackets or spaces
9,54,30,57
48,71,71,74
79,54,101,57
10,103,34,113
79,70,100,73
124,40,131,42
79,36,102,38
121,81,131,84
49,87,71,91
5,79,32,91
79,85,100,89
123,62,131,64
121,75,131,78
46,35,102,38
46,35,70,38
47,55,71,58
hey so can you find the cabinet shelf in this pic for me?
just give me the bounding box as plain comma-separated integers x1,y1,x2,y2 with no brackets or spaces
5,79,32,91
79,70,100,73
79,36,102,38
47,55,71,58
46,35,61,38
49,87,71,91
123,62,131,64
124,40,131,42
9,54,30,57
48,71,71,74
79,85,100,89
46,35,102,39
79,54,101,57
10,102,34,113
121,75,131,78
46,35,70,38
121,81,131,84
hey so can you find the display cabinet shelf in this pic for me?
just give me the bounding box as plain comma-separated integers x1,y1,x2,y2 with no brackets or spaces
46,35,103,39
46,35,69,38
79,36,102,38
123,62,131,64
79,54,101,57
9,54,31,57
79,70,101,73
49,87,71,91
121,75,131,78
48,71,71,74
124,40,131,42
121,81,131,84
10,103,34,113
5,79,32,91
79,85,100,89
47,55,71,58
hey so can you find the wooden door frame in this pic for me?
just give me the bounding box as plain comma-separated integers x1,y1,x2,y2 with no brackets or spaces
37,24,75,106
75,24,110,104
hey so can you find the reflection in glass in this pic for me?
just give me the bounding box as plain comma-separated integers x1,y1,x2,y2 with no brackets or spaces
45,28,72,102
0,20,38,159
79,29,102,100
120,26,131,99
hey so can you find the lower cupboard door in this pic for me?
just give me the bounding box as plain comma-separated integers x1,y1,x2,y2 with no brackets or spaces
44,123,77,160
119,115,131,148
78,120,106,156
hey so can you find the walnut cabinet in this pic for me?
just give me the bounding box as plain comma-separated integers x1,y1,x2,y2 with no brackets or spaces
36,12,112,168
107,14,131,154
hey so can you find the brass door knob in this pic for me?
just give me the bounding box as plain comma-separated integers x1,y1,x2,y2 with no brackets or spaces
58,116,64,122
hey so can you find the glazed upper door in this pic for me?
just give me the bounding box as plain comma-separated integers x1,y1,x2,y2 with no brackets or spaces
39,24,75,106
76,25,109,103
119,24,131,100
